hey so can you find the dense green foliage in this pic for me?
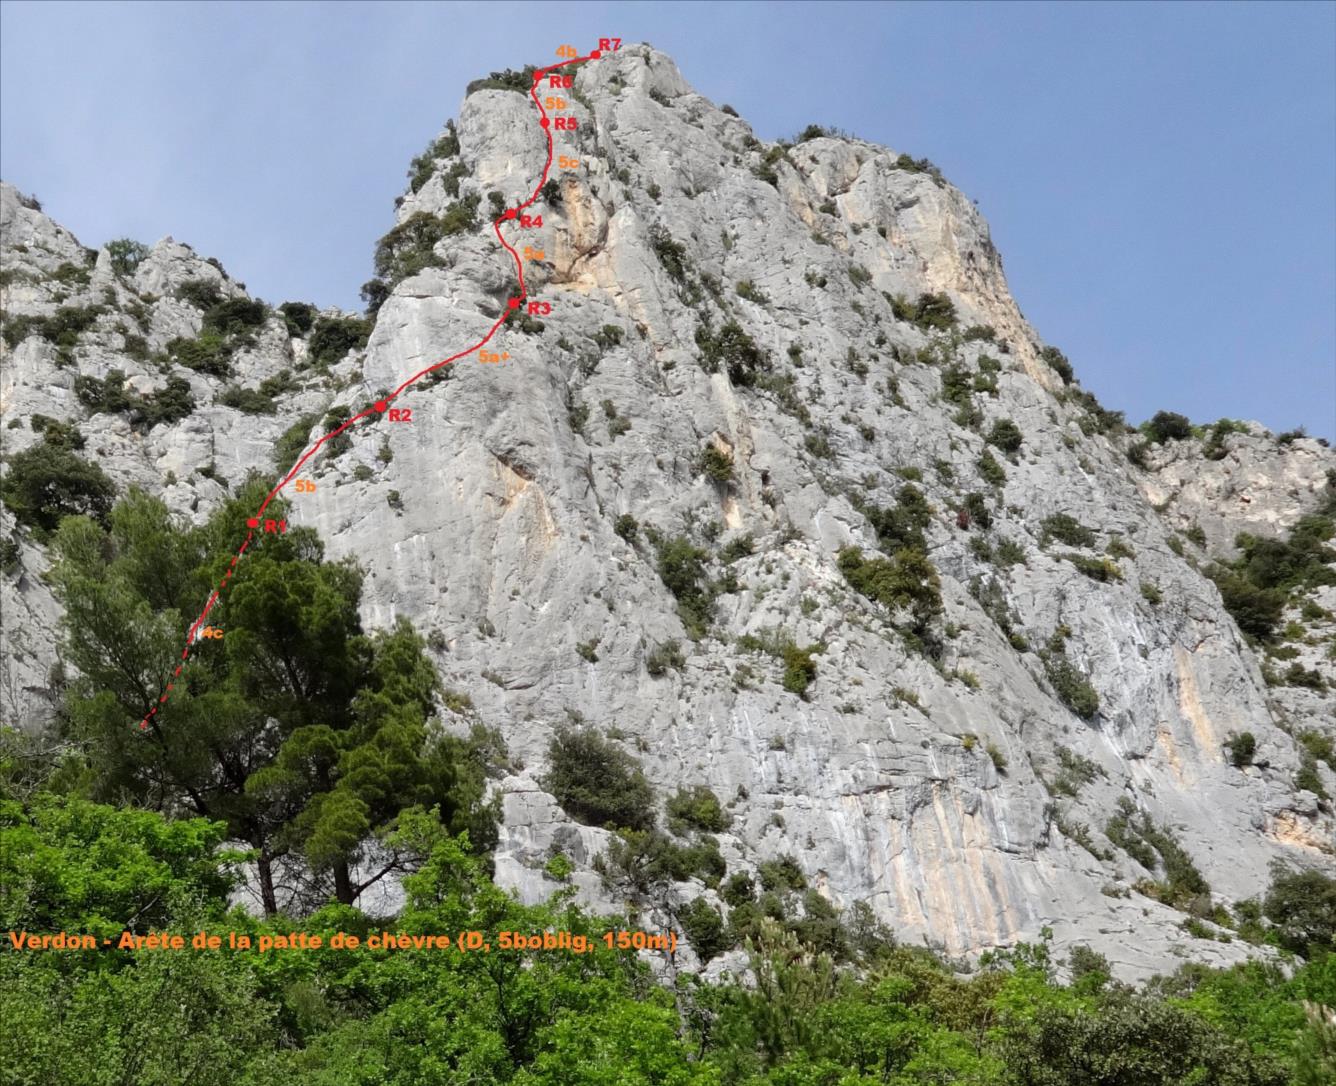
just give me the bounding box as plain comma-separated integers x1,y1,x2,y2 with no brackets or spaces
838,545,943,647
655,534,716,637
308,315,373,369
1040,633,1101,718
407,120,460,193
0,430,115,535
74,368,196,431
465,65,537,94
696,320,769,387
542,727,655,832
41,483,494,913
105,237,149,277
889,290,957,331
2,794,1333,1086
1144,410,1194,444
1,303,105,364
1039,345,1074,384
1208,476,1336,641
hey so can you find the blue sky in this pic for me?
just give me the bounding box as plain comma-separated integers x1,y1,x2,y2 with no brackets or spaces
2,1,1333,438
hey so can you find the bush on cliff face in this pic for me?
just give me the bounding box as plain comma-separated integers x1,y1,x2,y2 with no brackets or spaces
1144,410,1193,444
105,238,149,277
543,727,654,832
1207,482,1336,642
1,432,115,536
838,545,942,650
307,316,372,369
890,291,957,331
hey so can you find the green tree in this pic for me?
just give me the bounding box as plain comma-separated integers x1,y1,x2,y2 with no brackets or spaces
1,433,115,535
48,481,489,914
1265,866,1336,959
543,727,654,831
104,237,149,276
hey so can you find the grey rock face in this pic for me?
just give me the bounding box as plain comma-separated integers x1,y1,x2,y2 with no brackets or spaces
2,46,1333,980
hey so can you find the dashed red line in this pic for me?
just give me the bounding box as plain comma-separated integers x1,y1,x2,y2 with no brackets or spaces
138,47,602,728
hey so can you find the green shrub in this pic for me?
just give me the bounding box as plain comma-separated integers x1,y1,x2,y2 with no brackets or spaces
649,225,689,283
1298,730,1336,771
0,304,104,351
700,445,735,483
890,291,956,331
373,197,479,286
466,66,537,95
696,321,768,386
838,545,942,643
219,385,277,415
278,301,317,336
1145,410,1193,444
758,855,807,892
963,491,992,530
105,238,149,277
175,279,223,310
1284,663,1326,690
543,728,654,831
1,434,115,534
941,365,973,408
166,333,230,377
594,324,624,349
202,296,267,340
273,413,319,474
986,418,1024,453
1040,513,1096,549
407,121,460,193
891,153,943,180
614,513,638,541
29,416,84,450
667,786,730,834
1264,866,1336,958
655,535,714,637
49,261,90,287
645,640,684,676
977,450,1006,487
308,316,372,368
679,897,728,962
1066,553,1124,583
1140,581,1163,605
1224,732,1257,769
360,278,390,316
735,279,767,304
544,851,572,882
1207,567,1285,641
781,642,820,698
859,484,932,553
1202,417,1248,460
1296,753,1327,799
1040,345,1073,384
1042,647,1100,718
719,534,755,564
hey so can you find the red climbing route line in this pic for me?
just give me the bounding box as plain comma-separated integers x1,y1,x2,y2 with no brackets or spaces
139,47,604,729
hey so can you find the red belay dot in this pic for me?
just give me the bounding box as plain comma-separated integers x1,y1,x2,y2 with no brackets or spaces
508,298,521,310
591,50,602,59
540,117,550,128
375,400,388,412
504,208,517,220
246,517,259,528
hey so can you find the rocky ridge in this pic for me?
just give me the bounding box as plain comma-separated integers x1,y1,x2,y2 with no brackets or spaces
3,44,1335,980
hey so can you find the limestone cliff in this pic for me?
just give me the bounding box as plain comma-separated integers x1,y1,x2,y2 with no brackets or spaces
3,44,1334,980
